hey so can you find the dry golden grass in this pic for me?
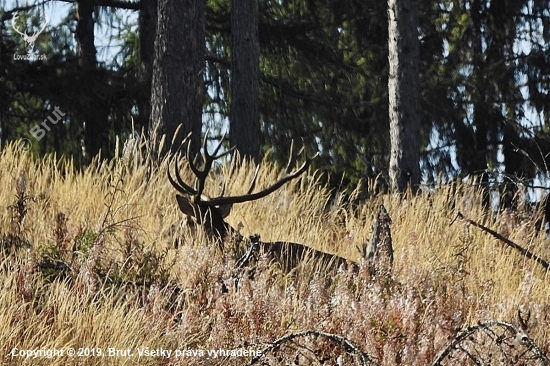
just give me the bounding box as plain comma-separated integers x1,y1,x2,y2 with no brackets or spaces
1,141,549,365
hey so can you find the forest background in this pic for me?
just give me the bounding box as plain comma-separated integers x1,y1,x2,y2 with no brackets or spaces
1,0,550,200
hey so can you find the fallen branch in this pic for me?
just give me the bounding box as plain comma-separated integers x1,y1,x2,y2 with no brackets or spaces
244,329,379,366
451,212,550,271
432,320,550,365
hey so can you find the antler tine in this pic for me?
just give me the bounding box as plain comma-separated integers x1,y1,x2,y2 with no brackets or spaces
187,137,203,179
167,156,197,195
11,12,26,37
187,137,207,195
206,131,236,161
214,145,237,160
285,140,295,173
209,131,225,157
174,156,197,194
187,138,207,199
208,149,317,206
246,165,261,195
286,145,307,175
187,130,237,199
211,155,260,200
200,128,210,160
220,180,226,197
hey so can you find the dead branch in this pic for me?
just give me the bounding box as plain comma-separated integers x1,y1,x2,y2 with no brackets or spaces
432,320,550,365
452,212,550,271
244,329,379,366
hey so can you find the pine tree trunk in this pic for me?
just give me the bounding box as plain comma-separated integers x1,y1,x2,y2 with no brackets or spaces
149,0,204,158
138,0,157,133
76,0,109,163
388,0,420,192
230,0,260,162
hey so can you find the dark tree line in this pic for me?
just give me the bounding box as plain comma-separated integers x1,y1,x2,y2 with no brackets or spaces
1,0,550,197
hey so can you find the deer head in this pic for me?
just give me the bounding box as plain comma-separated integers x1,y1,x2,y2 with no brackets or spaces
11,12,49,54
168,132,315,250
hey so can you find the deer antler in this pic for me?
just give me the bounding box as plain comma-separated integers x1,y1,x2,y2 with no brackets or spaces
11,12,48,38
11,12,49,53
11,12,27,38
168,132,317,207
167,129,235,202
207,141,318,206
187,130,236,200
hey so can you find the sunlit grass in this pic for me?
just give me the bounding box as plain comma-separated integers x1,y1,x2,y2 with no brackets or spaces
0,141,549,365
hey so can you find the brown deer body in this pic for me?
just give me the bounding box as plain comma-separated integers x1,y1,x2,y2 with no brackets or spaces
168,133,392,276
236,204,393,276
235,235,357,275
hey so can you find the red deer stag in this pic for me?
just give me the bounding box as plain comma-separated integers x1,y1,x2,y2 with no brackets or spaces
168,134,392,275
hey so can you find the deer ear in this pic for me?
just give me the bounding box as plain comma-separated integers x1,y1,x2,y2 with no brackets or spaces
175,195,197,217
218,204,232,218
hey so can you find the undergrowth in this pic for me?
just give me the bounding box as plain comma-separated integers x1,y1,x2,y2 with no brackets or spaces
0,142,549,365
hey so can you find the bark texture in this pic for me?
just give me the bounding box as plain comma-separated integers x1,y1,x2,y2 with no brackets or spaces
230,0,260,162
388,0,420,192
76,0,109,162
149,0,205,157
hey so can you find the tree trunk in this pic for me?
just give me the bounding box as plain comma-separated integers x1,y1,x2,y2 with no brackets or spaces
230,0,260,162
149,0,204,158
138,0,157,133
76,0,109,163
388,0,420,193
470,0,491,208
75,0,96,69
